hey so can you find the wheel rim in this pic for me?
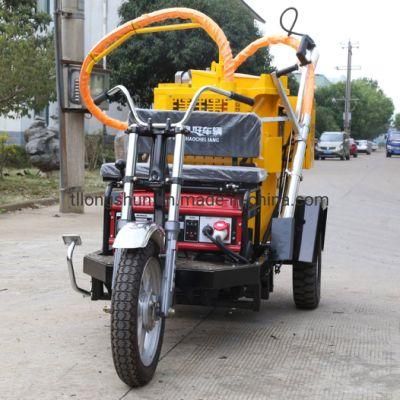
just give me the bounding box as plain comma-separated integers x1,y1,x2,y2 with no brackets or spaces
137,257,162,367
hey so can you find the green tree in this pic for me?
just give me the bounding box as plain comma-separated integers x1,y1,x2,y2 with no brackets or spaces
108,0,272,106
0,0,55,117
394,113,400,130
315,78,394,139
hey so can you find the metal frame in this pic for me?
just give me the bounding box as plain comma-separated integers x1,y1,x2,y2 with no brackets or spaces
271,48,319,219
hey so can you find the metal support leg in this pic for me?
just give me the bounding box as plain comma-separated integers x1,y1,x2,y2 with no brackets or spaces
62,234,90,296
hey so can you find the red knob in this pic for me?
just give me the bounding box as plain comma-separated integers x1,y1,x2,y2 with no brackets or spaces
213,220,229,231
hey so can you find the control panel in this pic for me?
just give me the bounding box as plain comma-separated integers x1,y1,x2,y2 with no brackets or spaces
120,213,234,244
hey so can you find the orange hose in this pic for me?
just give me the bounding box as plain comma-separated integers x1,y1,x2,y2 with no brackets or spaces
231,34,300,72
80,7,234,131
302,65,315,115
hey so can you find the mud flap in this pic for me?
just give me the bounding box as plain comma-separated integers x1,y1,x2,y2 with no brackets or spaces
270,197,328,264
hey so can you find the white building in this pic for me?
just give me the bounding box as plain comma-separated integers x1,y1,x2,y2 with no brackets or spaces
1,0,125,144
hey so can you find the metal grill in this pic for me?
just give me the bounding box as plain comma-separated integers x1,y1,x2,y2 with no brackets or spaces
172,97,241,113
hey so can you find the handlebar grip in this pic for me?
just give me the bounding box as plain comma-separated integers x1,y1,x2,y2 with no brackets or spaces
276,64,299,78
93,92,109,105
229,91,255,106
296,34,316,66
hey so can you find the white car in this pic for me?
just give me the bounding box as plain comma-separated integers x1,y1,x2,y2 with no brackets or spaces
316,131,350,160
355,140,372,155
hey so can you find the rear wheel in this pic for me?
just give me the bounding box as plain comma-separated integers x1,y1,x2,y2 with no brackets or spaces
293,235,322,310
111,241,164,387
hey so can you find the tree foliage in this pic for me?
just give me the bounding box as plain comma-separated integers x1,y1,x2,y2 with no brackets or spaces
108,0,272,106
394,113,400,130
0,0,55,117
315,78,394,139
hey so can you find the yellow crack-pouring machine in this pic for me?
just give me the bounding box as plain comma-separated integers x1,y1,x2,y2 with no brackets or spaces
62,7,328,387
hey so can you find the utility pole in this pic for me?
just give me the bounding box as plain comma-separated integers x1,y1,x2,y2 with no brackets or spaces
54,0,85,213
336,41,360,136
343,41,353,135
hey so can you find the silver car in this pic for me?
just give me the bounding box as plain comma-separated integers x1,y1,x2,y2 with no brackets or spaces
356,140,372,155
316,131,350,160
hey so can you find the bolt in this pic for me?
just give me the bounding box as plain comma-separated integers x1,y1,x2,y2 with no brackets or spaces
103,305,111,314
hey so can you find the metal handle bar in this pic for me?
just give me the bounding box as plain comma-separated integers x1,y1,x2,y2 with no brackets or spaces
101,85,254,130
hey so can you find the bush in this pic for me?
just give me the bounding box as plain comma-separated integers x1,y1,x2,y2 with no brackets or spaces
5,144,31,169
0,133,32,178
0,134,8,178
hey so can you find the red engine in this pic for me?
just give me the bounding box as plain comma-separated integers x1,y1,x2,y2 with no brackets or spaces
108,190,245,253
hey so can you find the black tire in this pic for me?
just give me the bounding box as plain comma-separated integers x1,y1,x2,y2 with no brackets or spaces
386,152,391,158
353,153,358,158
111,241,164,387
321,157,325,160
293,235,322,310
345,153,350,160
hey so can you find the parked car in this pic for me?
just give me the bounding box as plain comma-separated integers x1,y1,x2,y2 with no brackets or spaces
355,140,372,155
386,131,400,157
349,138,358,158
316,131,350,160
370,141,378,152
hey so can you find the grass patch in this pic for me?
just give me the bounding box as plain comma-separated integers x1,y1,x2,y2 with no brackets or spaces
0,168,104,206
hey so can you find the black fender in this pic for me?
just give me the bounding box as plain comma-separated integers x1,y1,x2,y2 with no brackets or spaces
270,196,328,264
293,196,328,263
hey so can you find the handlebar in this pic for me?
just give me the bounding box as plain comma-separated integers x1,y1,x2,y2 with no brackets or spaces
276,64,299,78
93,92,109,105
296,35,316,66
228,91,255,106
98,85,255,130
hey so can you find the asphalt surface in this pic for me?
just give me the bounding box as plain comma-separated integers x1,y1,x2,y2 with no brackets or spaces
1,151,399,400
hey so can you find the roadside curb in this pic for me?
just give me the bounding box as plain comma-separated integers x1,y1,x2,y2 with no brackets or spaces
0,191,104,213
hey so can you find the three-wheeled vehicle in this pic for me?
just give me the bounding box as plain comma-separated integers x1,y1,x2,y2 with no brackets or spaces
63,7,327,387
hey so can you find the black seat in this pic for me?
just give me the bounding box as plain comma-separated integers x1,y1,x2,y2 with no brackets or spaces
100,163,267,184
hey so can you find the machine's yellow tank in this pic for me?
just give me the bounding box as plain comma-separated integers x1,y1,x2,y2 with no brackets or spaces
153,62,315,237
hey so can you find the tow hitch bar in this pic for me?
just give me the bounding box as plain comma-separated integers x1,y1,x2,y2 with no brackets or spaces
62,234,91,296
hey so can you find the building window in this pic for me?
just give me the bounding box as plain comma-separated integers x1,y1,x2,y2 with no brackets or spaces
36,105,50,126
37,0,50,14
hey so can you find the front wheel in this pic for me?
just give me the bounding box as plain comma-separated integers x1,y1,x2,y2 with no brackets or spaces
111,241,164,387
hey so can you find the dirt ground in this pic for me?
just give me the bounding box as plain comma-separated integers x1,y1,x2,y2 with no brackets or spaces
1,151,399,400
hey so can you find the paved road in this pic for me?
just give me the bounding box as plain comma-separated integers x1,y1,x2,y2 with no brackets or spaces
1,151,399,400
